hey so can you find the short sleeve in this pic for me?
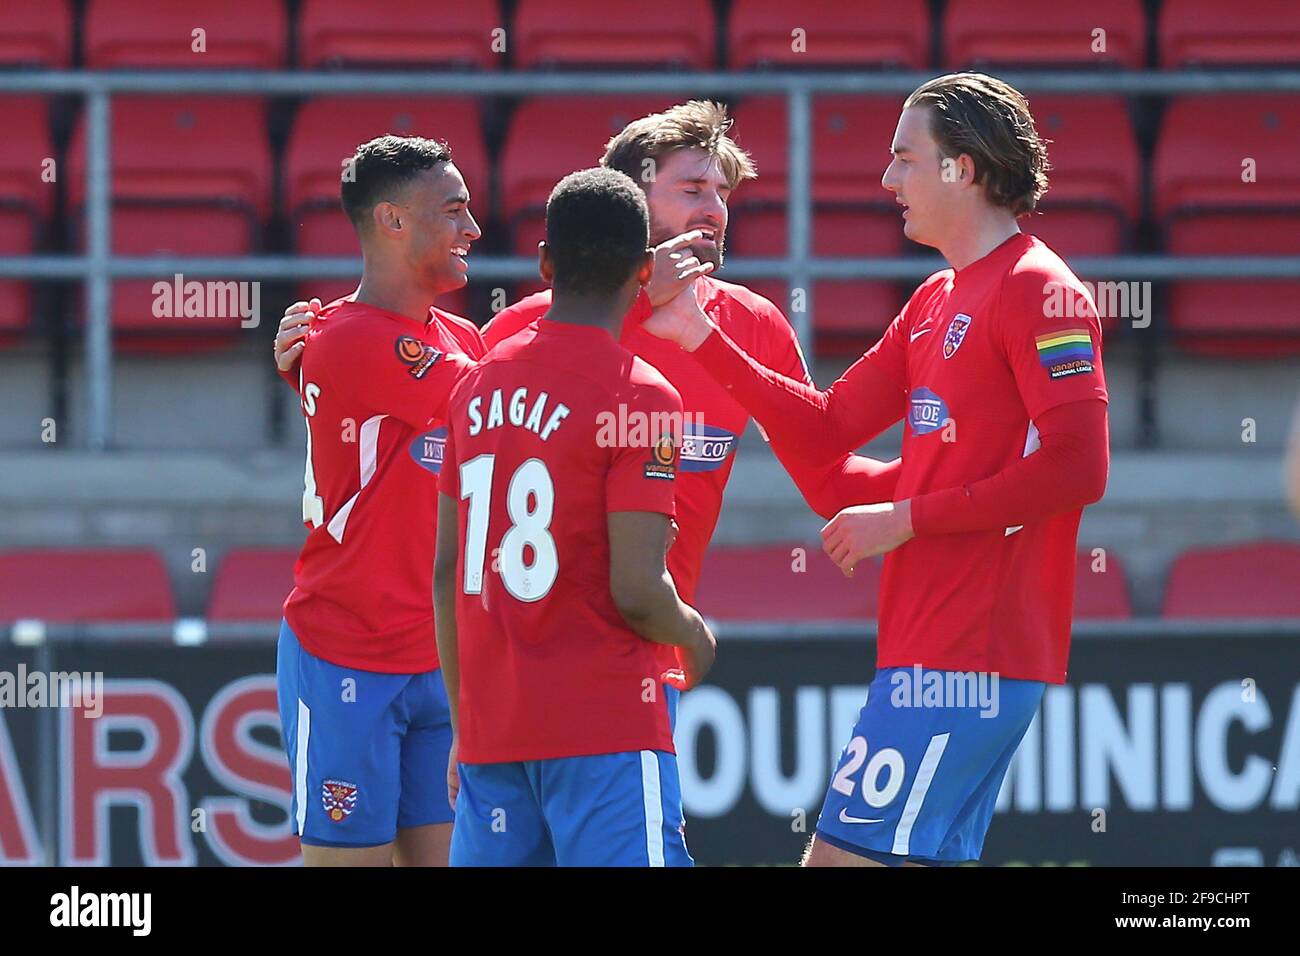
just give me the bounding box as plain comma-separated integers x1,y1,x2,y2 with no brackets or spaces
320,318,474,430
437,379,468,499
997,268,1109,422
605,379,682,517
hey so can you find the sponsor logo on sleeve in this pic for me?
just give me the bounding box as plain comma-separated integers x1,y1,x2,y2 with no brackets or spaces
678,423,738,472
408,426,448,474
1036,327,1095,379
908,387,949,436
394,335,443,379
322,779,359,822
942,313,972,359
644,433,678,481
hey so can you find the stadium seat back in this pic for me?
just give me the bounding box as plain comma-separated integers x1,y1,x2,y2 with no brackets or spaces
85,0,288,68
731,96,898,207
514,0,716,69
285,97,487,218
1074,549,1133,618
1153,97,1300,220
0,0,71,67
208,548,299,621
695,543,881,621
68,97,272,220
1166,213,1300,357
297,0,500,69
0,549,175,623
727,0,929,69
1159,0,1300,66
943,0,1146,68
1163,541,1300,618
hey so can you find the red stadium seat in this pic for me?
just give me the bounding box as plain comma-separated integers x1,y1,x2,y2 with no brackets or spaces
1073,548,1133,619
67,97,272,344
0,97,54,343
727,0,930,69
297,0,500,70
1159,0,1300,66
0,549,175,623
730,96,905,353
694,543,881,621
85,0,287,69
0,0,71,68
1163,541,1300,618
1027,97,1140,261
943,0,1146,69
514,0,716,69
284,96,487,316
1153,96,1300,357
208,548,298,621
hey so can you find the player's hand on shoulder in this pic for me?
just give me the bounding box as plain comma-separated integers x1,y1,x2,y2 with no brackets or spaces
820,501,915,576
274,297,321,371
646,230,716,307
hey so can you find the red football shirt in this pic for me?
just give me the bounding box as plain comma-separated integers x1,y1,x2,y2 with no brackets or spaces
439,319,681,763
484,277,898,671
692,234,1108,683
284,298,484,673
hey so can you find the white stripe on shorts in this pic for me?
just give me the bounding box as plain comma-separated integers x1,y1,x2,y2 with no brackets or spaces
295,698,311,836
640,750,665,867
892,732,950,856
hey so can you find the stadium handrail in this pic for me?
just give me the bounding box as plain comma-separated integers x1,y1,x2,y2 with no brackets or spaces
1,68,1297,449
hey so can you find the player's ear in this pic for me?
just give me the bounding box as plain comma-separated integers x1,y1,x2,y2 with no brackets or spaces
635,248,654,286
372,201,401,236
537,241,554,284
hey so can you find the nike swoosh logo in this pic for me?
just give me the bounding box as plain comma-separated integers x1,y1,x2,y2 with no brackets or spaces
838,808,885,825
910,327,933,342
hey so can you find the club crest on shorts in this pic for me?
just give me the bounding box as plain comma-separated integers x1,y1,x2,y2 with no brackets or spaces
943,313,972,359
322,779,359,822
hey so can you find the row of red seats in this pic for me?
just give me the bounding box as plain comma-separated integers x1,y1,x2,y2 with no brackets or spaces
7,0,1300,70
2,92,1295,356
1,540,1298,623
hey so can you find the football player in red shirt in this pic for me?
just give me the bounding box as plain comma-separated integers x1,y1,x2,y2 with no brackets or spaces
435,167,715,866
275,135,483,866
275,101,902,726
642,73,1110,867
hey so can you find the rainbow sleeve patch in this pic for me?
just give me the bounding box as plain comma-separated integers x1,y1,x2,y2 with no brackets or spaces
1036,328,1095,379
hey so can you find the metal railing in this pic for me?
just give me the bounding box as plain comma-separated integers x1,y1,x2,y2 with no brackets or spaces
1,68,1299,449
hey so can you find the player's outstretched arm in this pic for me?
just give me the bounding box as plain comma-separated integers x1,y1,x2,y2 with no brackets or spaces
608,510,717,690
433,492,462,806
775,449,903,521
642,284,906,467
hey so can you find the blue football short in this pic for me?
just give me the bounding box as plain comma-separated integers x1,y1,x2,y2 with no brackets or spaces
451,747,691,867
276,619,455,848
815,665,1045,865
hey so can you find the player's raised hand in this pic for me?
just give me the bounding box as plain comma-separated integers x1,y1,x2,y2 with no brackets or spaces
821,501,916,576
646,230,717,307
274,297,321,372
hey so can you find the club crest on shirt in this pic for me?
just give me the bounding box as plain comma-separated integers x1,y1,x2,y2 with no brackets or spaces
322,779,359,822
394,335,443,379
942,313,972,359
